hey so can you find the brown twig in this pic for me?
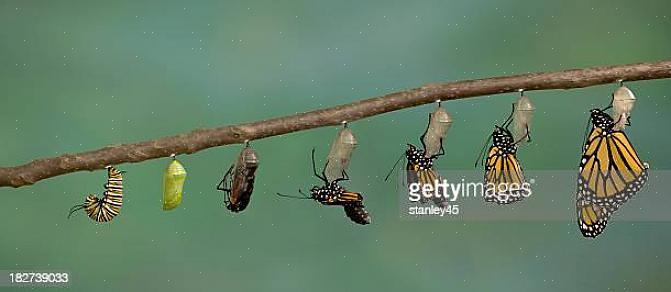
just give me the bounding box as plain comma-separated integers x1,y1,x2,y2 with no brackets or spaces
1,60,670,188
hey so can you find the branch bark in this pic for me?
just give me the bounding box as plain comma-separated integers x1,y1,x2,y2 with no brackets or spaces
2,60,671,188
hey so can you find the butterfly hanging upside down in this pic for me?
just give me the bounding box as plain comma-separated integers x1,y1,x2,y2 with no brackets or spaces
402,143,451,207
277,148,371,225
477,104,531,204
576,107,649,238
68,166,125,223
385,113,450,208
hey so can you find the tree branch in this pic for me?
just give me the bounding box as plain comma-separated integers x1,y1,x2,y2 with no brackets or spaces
2,60,670,188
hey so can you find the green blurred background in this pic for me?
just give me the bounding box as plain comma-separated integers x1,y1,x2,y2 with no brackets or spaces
1,0,671,291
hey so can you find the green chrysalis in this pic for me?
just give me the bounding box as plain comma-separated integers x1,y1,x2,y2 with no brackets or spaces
162,156,187,211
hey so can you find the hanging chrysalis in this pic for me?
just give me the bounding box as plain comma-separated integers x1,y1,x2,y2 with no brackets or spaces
162,155,187,211
421,101,453,158
611,81,636,131
217,142,260,213
511,90,535,146
324,122,358,182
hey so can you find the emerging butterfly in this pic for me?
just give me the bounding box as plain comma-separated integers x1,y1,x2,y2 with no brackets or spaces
277,148,371,225
217,143,260,213
576,107,649,238
477,104,531,204
385,114,449,207
68,166,125,222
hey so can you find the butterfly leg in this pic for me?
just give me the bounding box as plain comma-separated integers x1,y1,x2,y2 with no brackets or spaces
311,148,328,183
216,164,234,191
334,170,350,183
430,138,446,159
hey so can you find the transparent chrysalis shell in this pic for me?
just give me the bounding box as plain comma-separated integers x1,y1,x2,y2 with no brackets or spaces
162,158,187,211
422,106,453,157
512,94,535,146
612,85,636,131
325,127,358,182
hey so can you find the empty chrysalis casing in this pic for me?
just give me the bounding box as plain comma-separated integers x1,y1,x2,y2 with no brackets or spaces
324,127,358,182
612,85,636,130
162,159,187,211
512,94,535,146
221,146,259,212
422,106,453,157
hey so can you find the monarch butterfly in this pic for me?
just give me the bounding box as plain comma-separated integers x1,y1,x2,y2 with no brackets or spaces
385,113,449,207
277,148,371,225
217,143,259,213
576,107,649,238
68,166,125,222
477,104,530,204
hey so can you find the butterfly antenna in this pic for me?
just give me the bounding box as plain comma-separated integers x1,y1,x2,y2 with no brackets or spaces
384,152,405,182
475,134,493,168
502,103,515,129
276,189,311,200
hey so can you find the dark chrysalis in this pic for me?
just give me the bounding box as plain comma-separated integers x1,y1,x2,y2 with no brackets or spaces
217,142,259,213
277,148,371,225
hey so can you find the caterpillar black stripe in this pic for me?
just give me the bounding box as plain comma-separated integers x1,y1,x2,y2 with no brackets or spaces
68,166,124,223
